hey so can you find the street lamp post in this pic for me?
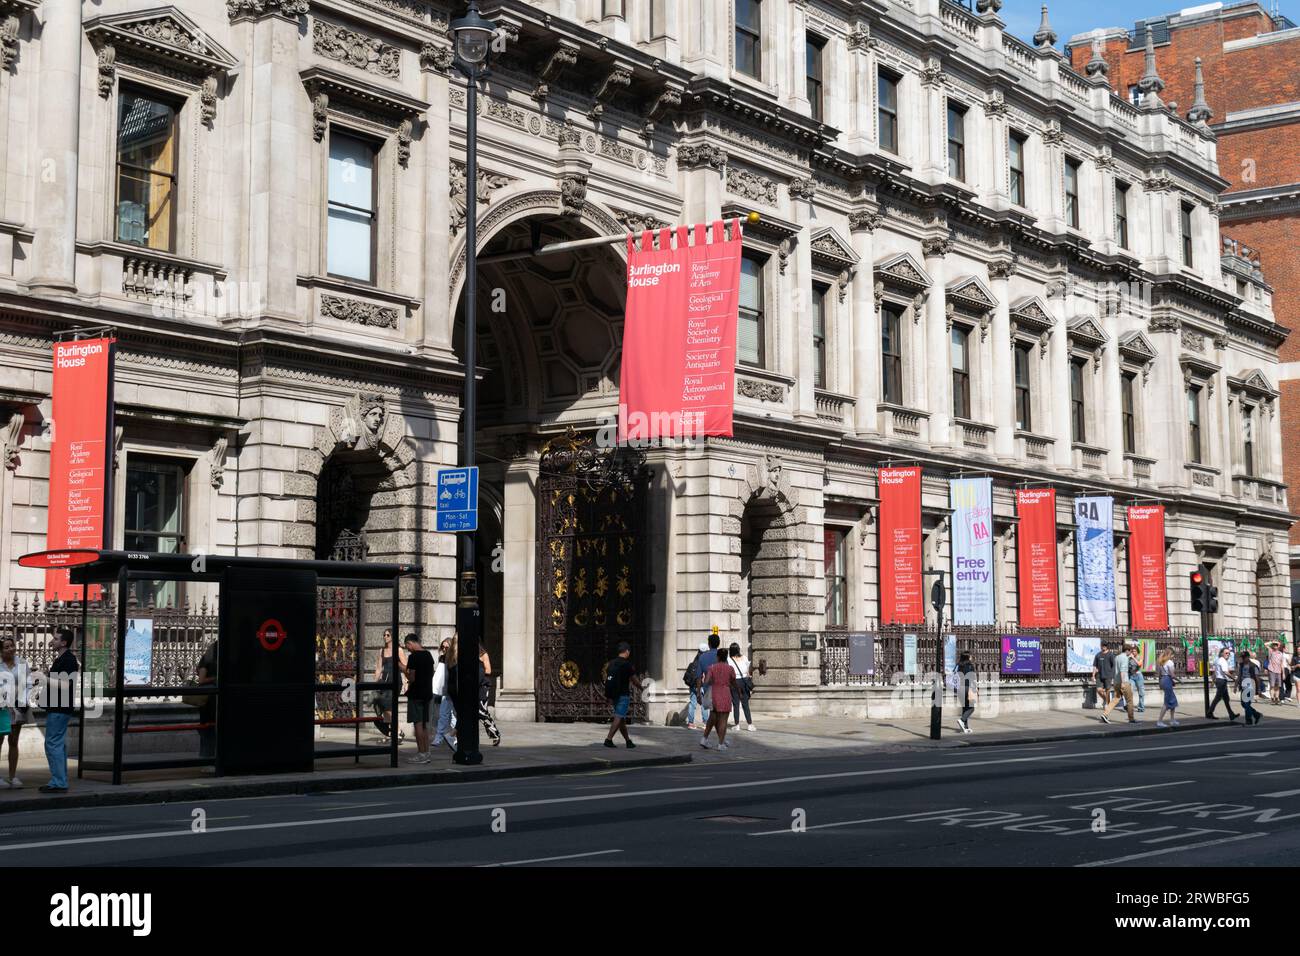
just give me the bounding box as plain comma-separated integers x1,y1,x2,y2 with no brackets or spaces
451,2,495,766
926,570,946,741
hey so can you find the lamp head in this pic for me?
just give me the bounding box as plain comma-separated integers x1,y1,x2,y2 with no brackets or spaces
451,2,495,66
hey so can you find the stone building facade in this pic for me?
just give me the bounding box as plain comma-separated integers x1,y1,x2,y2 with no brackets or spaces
0,0,1291,722
1067,0,1300,637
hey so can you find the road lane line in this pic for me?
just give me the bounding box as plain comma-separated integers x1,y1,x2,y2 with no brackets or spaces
478,849,622,867
1076,832,1258,867
5,733,1300,854
1252,767,1300,776
1048,781,1196,799
749,808,968,836
1174,752,1276,764
1256,788,1300,798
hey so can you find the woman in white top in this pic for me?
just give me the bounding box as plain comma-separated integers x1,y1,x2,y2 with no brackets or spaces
0,637,32,787
728,643,755,731
1155,646,1179,728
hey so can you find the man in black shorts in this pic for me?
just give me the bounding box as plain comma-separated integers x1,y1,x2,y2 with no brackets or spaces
400,634,435,764
1092,641,1115,710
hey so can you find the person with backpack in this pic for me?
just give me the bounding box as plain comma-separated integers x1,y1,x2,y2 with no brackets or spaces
728,643,755,731
954,651,977,733
1209,645,1238,721
1239,650,1263,726
684,637,714,729
603,641,641,749
476,643,502,747
1101,642,1136,724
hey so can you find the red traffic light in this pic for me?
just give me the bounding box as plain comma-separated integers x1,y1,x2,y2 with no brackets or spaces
1191,570,1204,585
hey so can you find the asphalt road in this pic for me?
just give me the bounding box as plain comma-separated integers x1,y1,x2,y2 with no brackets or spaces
6,725,1300,867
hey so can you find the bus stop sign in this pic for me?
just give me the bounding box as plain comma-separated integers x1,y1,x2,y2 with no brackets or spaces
436,466,478,532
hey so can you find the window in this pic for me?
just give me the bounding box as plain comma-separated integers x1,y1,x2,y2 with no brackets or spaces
735,0,761,79
1243,405,1255,476
951,324,971,419
947,102,966,181
1070,358,1087,443
738,252,765,367
125,459,186,607
881,303,903,404
115,88,178,251
1122,371,1137,454
1187,384,1202,463
1115,181,1130,249
1128,84,1142,105
806,34,825,122
1181,203,1194,267
1014,342,1032,431
327,131,377,283
824,527,849,628
878,69,899,153
1008,132,1026,207
812,284,828,388
1064,158,1081,229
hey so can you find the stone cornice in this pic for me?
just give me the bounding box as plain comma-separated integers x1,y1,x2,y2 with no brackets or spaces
227,0,309,23
680,75,836,151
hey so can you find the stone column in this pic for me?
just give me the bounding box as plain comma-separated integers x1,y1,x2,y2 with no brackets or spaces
235,0,305,324
421,46,453,351
845,25,876,151
989,257,1016,459
785,0,808,112
790,178,816,418
1147,318,1182,487
983,94,1010,208
920,58,947,181
1047,279,1074,469
849,209,880,436
495,455,539,721
922,235,951,445
677,145,726,225
1042,121,1067,233
1143,178,1175,274
26,0,82,294
1102,326,1125,478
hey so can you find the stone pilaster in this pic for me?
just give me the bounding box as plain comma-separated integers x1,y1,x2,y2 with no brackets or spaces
849,210,880,436
1102,328,1125,478
922,235,951,444
989,257,1015,458
1047,279,1074,468
422,49,453,350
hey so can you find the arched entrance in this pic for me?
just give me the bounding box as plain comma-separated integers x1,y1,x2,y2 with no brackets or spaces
453,198,647,720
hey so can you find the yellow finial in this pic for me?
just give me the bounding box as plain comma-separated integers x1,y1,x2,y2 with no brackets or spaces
711,624,719,636
745,211,760,224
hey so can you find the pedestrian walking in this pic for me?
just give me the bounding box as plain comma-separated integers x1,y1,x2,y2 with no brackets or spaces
955,651,976,734
433,636,458,753
700,648,738,751
1129,644,1146,713
728,643,755,731
683,641,709,729
0,637,33,788
1291,649,1300,709
40,628,78,794
1092,641,1115,710
373,629,406,743
1155,647,1180,728
1239,650,1263,726
693,632,723,729
1208,645,1239,721
603,641,641,749
1101,642,1137,724
400,634,435,764
193,640,218,759
1267,641,1285,705
477,644,502,747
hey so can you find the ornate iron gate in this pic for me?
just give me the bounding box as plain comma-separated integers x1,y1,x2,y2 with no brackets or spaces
535,431,647,722
315,529,367,722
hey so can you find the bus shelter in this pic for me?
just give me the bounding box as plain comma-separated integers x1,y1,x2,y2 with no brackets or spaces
17,549,420,784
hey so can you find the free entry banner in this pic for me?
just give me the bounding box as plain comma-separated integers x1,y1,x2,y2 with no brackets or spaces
1016,488,1059,628
1128,504,1169,631
1075,495,1116,629
618,219,743,442
45,336,115,601
879,466,924,625
950,477,994,624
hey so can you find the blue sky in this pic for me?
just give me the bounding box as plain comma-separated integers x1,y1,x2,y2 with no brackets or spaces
999,0,1295,49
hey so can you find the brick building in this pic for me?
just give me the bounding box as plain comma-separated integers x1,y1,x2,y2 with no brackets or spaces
1068,1,1300,638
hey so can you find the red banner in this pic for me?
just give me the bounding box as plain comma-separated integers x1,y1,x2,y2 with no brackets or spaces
618,219,742,442
1128,504,1169,631
1016,488,1060,628
45,337,115,601
879,466,923,625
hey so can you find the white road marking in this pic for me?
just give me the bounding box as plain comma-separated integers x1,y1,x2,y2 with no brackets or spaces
4,732,1299,854
309,802,391,812
1048,780,1196,799
749,808,967,837
1255,788,1300,798
1174,752,1276,764
1076,832,1259,867
478,849,622,867
1252,767,1300,776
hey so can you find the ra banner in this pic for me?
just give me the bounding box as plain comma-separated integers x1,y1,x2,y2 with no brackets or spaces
1075,495,1117,629
1016,488,1060,628
950,477,994,624
45,336,116,601
618,218,743,442
1001,635,1043,675
1128,504,1169,631
879,466,924,625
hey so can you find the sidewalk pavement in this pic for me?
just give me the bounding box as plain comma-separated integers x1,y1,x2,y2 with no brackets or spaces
3,699,1296,811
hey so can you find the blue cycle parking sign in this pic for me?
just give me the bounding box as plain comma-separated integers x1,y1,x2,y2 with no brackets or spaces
436,466,478,532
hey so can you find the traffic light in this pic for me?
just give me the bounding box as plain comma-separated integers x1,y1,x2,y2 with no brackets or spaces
1208,584,1219,614
1190,565,1216,614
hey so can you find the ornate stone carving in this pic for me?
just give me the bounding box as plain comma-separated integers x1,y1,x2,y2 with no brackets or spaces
200,74,219,128
643,86,682,139
1033,4,1057,49
1149,315,1182,334
849,210,883,232
532,43,577,100
1041,119,1065,146
738,378,786,403
988,256,1018,279
1144,173,1177,193
312,20,400,78
419,41,454,73
337,392,388,452
921,235,952,258
557,122,583,149
1045,279,1070,299
0,13,20,72
311,91,329,141
677,144,727,171
209,435,229,489
589,62,632,121
1213,332,1230,351
2,410,22,472
613,210,667,233
396,118,412,168
449,162,512,234
558,171,588,217
982,90,1009,117
96,43,116,98
320,294,399,330
788,177,816,202
847,25,878,52
1181,328,1205,353
1095,145,1116,170
727,167,779,205
919,56,945,88
227,0,309,22
777,239,793,275
1085,37,1110,78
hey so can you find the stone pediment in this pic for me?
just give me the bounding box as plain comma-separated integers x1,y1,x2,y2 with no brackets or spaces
1067,316,1107,348
1229,368,1279,398
1118,330,1157,364
809,227,858,271
946,275,997,315
874,252,931,293
85,7,239,79
1009,296,1052,333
